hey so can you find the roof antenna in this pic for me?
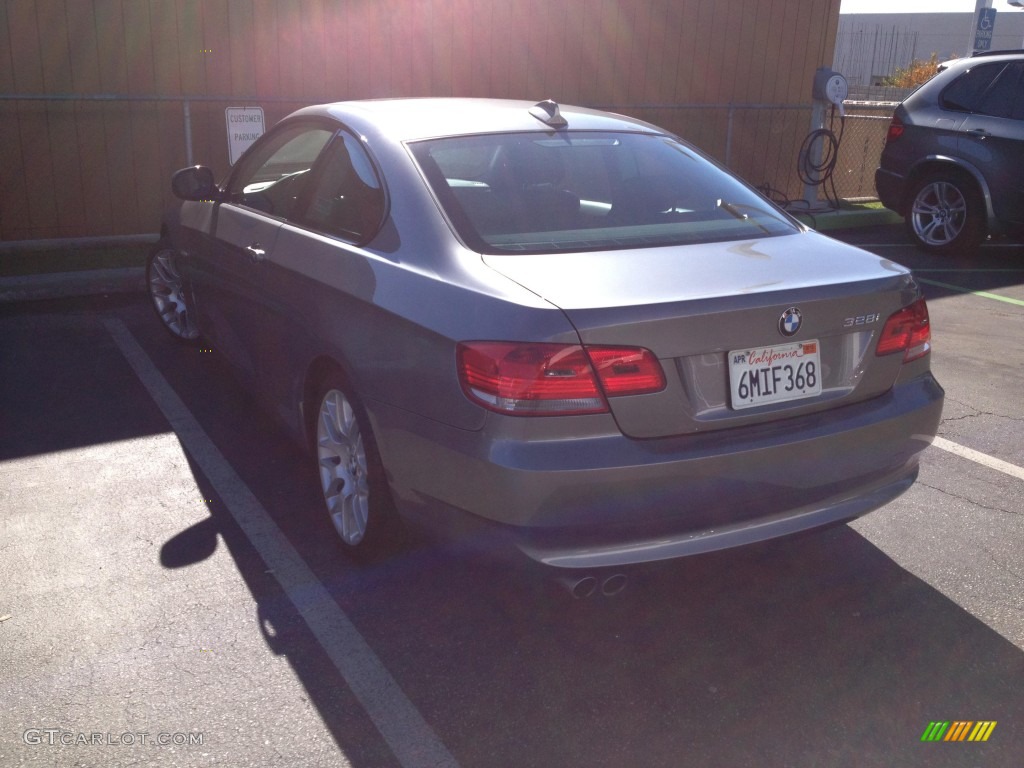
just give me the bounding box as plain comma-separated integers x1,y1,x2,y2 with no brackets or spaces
529,100,568,128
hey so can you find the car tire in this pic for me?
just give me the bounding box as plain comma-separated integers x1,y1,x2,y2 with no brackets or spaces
146,241,201,341
905,171,983,255
312,373,402,557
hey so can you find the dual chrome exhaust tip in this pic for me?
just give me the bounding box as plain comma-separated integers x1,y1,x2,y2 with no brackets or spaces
557,573,629,599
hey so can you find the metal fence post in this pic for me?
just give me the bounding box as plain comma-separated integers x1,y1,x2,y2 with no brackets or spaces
725,104,734,168
183,100,193,167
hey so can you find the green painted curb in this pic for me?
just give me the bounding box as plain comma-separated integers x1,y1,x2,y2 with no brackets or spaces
793,208,903,231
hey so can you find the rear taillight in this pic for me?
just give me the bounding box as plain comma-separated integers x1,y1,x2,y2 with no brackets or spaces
457,342,665,416
885,115,905,143
876,298,931,362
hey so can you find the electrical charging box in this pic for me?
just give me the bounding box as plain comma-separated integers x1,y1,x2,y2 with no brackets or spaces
812,68,849,115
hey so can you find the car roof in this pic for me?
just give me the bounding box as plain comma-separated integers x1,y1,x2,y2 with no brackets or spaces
288,98,665,143
939,50,1023,74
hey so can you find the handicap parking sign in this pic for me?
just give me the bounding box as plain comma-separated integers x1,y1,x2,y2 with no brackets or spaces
973,7,997,52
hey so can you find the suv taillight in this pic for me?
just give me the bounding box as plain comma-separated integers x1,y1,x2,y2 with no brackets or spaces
457,341,665,416
876,298,931,362
885,115,905,144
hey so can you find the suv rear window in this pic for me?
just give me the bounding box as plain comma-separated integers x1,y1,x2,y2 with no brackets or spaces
410,132,796,254
940,61,1022,117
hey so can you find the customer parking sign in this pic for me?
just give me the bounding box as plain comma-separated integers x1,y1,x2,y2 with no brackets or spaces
225,107,265,165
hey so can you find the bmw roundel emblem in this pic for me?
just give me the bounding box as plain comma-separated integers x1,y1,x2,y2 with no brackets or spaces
779,307,802,337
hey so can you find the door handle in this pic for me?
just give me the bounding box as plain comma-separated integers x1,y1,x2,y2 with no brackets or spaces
966,128,989,136
245,243,266,263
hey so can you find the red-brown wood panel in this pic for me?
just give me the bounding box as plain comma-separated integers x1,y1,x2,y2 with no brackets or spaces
251,0,280,98
762,0,792,104
383,0,412,97
200,1,231,95
94,2,141,235
699,1,727,105
637,0,665,104
556,1,582,103
0,3,27,239
122,1,162,233
670,1,700,105
67,0,101,93
486,0,511,99
1,0,843,240
8,2,58,237
774,1,803,104
227,0,256,98
584,0,614,105
465,0,491,97
150,0,182,95
625,0,651,104
297,0,325,101
365,0,394,99
448,0,472,96
67,0,114,237
275,0,304,99
716,1,746,104
521,0,551,100
0,1,13,93
431,0,454,96
0,5,21,238
348,1,374,100
37,2,86,234
572,2,600,105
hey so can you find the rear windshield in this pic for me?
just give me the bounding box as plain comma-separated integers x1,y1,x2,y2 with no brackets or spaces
409,131,797,254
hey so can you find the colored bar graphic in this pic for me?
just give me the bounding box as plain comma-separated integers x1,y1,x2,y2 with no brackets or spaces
945,721,972,741
921,721,996,742
969,722,997,742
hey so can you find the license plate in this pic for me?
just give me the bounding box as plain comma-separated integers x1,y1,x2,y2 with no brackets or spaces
728,340,822,410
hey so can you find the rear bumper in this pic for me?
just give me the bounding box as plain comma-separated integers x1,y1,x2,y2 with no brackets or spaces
875,167,907,214
371,371,943,568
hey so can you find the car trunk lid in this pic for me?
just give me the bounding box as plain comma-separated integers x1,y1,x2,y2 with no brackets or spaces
482,231,922,438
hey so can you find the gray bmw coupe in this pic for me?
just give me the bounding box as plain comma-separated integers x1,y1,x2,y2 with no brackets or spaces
150,98,943,575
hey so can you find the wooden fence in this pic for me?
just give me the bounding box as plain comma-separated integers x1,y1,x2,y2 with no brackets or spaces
0,0,841,241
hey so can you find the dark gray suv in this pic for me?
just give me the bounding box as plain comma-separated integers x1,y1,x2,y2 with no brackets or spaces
876,51,1024,254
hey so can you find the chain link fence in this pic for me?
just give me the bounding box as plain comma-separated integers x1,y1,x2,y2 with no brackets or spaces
832,103,899,201
563,101,897,205
0,94,898,242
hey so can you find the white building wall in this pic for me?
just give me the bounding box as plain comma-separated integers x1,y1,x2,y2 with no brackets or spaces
835,12,1024,86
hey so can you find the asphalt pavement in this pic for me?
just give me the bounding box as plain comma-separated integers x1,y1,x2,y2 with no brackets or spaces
2,217,1022,768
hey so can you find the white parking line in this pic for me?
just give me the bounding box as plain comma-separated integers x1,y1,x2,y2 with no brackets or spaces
104,319,459,768
932,436,1024,483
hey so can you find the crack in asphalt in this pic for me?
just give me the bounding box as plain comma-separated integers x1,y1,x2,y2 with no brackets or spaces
941,399,1024,425
918,481,1021,518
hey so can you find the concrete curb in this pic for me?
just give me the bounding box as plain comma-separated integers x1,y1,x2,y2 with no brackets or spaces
0,209,903,304
0,267,146,304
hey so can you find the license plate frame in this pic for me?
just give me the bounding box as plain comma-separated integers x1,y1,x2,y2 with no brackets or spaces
728,339,822,410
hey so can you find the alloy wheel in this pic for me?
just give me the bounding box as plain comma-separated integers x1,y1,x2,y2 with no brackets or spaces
148,248,200,340
316,388,370,547
910,180,968,248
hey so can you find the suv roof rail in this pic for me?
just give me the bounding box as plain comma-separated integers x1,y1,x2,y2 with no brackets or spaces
969,48,1024,58
938,49,1022,71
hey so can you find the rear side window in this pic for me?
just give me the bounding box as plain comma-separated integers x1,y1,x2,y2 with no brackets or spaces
940,62,1008,113
410,132,796,254
979,61,1024,119
299,131,386,243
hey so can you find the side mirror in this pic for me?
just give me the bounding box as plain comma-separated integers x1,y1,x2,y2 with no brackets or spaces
171,166,221,201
